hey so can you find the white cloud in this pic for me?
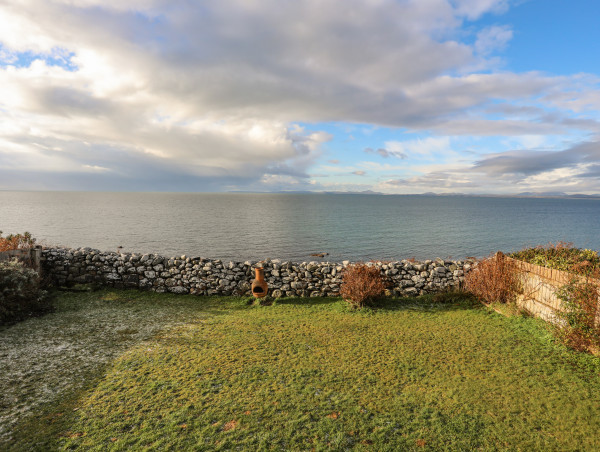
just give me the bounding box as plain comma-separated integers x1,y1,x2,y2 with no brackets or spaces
358,161,410,171
0,0,598,191
385,137,452,157
82,164,110,172
522,165,585,187
475,25,513,55
502,135,548,150
453,0,510,20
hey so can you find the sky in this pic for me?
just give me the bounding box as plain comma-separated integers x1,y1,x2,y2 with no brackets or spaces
1,0,600,194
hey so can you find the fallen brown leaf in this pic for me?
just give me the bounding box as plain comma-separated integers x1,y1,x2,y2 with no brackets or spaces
223,420,238,431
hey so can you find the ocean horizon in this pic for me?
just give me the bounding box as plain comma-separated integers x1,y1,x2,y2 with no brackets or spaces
1,191,599,262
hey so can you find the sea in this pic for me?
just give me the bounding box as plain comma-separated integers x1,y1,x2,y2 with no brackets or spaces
1,191,599,262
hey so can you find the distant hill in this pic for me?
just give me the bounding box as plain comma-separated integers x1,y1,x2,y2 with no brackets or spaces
322,190,383,195
517,192,600,199
517,191,568,197
227,190,600,198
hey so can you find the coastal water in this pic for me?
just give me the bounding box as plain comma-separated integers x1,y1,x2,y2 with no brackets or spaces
1,192,599,262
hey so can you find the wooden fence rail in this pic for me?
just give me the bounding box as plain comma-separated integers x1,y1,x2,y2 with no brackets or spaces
502,254,600,326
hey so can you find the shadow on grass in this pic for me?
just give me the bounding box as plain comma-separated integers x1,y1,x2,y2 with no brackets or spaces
3,362,119,452
49,287,484,319
68,289,250,314
274,291,483,313
372,292,482,312
275,296,339,306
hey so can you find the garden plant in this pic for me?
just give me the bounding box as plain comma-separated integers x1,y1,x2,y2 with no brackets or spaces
339,263,386,309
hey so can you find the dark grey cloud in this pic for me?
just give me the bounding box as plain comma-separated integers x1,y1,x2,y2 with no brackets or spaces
472,141,600,177
0,166,251,192
365,147,390,158
364,147,392,159
579,164,600,178
32,86,116,117
375,140,600,194
473,151,573,176
364,147,408,159
483,103,546,117
264,163,310,179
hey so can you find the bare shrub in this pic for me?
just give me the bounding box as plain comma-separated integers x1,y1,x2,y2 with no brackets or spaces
464,253,521,305
340,263,385,309
0,231,36,252
555,278,600,353
554,261,600,353
0,259,50,325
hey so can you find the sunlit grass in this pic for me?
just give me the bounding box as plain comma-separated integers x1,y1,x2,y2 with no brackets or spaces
4,290,600,451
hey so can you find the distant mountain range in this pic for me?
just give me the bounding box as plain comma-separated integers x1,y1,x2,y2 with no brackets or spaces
514,192,600,198
418,191,600,199
229,190,600,198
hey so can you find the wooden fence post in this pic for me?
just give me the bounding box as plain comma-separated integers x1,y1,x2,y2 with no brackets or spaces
31,246,42,274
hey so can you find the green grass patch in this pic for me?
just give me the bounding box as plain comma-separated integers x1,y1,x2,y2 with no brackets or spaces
4,290,600,451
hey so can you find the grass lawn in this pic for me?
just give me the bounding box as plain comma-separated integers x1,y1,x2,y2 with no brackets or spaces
3,290,600,451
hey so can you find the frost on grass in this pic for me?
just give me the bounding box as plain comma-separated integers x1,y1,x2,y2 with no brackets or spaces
0,291,212,443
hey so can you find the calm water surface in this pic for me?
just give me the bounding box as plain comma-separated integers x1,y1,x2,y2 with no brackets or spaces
1,192,599,261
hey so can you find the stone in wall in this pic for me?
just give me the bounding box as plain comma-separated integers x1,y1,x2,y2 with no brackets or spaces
41,247,474,298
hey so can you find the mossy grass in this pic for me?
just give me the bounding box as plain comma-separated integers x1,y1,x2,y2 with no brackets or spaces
3,289,600,451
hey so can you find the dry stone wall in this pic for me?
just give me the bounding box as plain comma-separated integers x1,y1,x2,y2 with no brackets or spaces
41,247,473,298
